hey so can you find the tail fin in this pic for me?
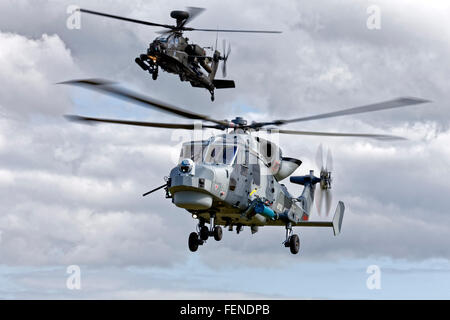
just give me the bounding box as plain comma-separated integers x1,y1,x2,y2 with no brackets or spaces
332,201,345,236
208,51,220,81
293,201,345,236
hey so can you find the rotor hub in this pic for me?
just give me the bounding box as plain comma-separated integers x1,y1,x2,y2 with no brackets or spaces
231,117,247,126
170,10,189,26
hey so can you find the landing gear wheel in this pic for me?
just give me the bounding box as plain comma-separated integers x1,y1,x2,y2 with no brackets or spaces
289,234,300,254
188,232,199,252
213,226,223,241
152,69,158,80
200,226,209,241
210,93,215,102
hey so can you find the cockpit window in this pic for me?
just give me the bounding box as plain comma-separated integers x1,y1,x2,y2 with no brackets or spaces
179,141,208,163
156,36,168,42
167,35,179,48
204,144,238,165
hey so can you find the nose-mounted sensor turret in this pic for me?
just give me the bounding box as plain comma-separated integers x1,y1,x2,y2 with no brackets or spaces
180,158,194,173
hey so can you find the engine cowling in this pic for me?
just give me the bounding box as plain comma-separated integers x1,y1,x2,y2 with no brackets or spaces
273,157,302,181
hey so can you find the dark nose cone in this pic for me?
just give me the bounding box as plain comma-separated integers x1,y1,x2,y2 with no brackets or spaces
171,10,190,20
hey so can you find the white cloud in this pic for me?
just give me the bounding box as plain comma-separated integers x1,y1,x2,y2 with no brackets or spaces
0,31,79,116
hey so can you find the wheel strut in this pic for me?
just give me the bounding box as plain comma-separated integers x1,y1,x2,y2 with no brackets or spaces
283,223,293,247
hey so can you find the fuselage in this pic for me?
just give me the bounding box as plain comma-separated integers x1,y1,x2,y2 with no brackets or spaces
167,132,310,228
147,34,215,90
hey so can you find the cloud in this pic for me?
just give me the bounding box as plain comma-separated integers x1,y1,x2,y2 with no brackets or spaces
0,31,78,116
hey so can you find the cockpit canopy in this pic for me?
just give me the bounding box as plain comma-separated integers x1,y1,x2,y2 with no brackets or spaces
179,140,208,163
178,134,299,180
155,35,169,42
179,138,238,165
204,143,238,165
178,135,283,167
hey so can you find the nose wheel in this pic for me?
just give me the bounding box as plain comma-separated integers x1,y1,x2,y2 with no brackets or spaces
200,226,209,241
213,226,223,241
188,215,222,252
188,232,200,252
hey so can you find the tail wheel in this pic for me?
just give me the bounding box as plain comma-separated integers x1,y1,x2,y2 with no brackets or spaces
289,234,300,254
152,68,158,80
213,226,223,241
188,232,199,252
199,226,209,241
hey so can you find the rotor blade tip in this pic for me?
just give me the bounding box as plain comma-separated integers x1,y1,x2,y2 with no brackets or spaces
58,78,117,87
400,97,432,105
64,114,95,125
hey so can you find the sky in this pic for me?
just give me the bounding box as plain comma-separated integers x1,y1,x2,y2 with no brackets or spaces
0,0,449,299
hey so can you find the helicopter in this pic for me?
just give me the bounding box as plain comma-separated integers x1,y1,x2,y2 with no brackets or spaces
61,79,429,254
78,7,282,101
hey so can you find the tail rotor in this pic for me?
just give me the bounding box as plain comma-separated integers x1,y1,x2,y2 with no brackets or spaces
315,144,333,216
220,39,231,78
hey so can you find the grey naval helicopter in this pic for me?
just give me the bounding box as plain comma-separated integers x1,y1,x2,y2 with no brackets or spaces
78,7,281,101
62,79,429,254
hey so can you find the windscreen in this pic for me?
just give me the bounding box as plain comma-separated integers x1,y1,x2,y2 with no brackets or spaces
204,144,238,165
179,141,208,163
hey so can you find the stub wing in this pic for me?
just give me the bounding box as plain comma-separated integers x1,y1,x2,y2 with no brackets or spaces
213,79,235,89
293,201,345,236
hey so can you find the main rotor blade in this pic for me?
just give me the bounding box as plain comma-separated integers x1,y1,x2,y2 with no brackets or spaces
269,129,407,141
324,189,332,217
185,27,282,34
59,79,227,127
315,187,324,216
80,8,174,29
179,7,206,28
271,97,430,126
65,115,221,130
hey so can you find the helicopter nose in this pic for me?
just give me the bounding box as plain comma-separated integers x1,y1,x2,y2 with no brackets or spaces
173,191,213,210
169,163,228,210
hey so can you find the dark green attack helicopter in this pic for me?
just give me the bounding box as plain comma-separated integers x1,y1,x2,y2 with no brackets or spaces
78,7,282,101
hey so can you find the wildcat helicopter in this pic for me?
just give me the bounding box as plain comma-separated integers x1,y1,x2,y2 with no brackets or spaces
61,79,429,254
78,7,282,101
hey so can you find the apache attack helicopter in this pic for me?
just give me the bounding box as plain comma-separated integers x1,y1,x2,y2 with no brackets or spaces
61,79,429,254
78,7,281,101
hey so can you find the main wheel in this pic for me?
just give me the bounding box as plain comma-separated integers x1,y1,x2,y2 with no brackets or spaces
188,232,199,252
213,226,223,241
200,226,209,241
289,234,300,254
152,69,158,80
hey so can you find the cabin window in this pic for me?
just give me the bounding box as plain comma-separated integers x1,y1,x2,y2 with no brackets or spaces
251,164,261,185
266,143,272,158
